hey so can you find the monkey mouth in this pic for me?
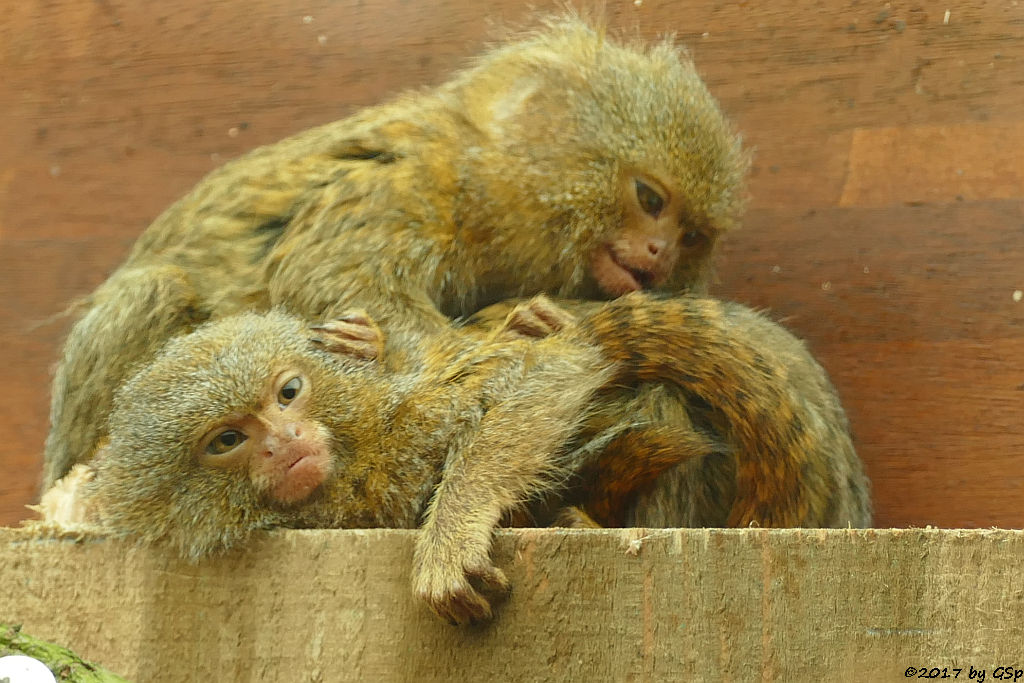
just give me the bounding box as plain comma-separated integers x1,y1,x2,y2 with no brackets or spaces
287,454,310,470
270,451,332,505
616,259,655,289
592,245,656,295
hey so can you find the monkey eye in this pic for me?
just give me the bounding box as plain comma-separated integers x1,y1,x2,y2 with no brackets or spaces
278,376,303,406
681,229,706,248
635,180,665,218
207,429,247,455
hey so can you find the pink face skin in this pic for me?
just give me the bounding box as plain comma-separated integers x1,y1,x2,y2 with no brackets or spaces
590,239,672,296
197,370,334,506
589,170,712,297
255,418,333,504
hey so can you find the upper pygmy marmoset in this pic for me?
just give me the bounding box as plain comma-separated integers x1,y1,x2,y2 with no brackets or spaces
43,15,748,488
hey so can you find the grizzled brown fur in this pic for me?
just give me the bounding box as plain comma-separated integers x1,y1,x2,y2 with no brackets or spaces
66,305,612,624
466,294,871,530
43,15,747,489
60,292,867,625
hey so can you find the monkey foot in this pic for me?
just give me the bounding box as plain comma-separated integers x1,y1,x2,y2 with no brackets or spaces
549,506,603,529
497,294,577,341
309,309,384,361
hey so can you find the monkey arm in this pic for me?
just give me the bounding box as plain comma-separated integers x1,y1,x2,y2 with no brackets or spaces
43,265,202,489
411,338,611,625
262,127,465,353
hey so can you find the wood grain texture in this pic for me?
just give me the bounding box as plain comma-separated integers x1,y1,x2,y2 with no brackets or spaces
4,528,1024,681
841,123,1024,206
1,0,1022,527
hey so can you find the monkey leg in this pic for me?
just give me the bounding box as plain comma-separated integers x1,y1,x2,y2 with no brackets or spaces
534,420,719,529
573,428,711,526
548,506,603,528
42,265,201,489
534,379,717,526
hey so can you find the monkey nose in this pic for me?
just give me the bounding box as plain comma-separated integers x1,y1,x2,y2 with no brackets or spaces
646,239,667,257
284,423,303,440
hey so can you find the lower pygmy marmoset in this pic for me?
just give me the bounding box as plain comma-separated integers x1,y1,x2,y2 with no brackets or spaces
43,293,869,624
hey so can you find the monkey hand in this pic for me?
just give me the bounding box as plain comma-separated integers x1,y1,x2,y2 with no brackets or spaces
411,530,510,625
492,294,577,341
309,309,385,361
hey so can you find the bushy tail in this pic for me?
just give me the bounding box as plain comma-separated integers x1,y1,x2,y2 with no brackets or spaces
579,292,838,527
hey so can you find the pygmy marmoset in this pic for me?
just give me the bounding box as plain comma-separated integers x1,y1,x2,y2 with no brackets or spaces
43,15,748,491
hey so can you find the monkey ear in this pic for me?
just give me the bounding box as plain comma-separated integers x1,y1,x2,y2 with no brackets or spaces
309,310,385,363
482,72,578,148
488,75,543,128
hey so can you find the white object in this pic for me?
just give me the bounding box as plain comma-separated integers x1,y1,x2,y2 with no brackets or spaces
0,655,57,683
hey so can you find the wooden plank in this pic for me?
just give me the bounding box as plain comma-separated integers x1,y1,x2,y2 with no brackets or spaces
2,528,1024,681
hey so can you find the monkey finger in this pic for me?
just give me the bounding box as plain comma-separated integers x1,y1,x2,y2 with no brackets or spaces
309,315,384,360
501,306,547,338
309,320,380,342
310,337,380,360
335,309,373,326
525,294,578,332
466,563,510,599
419,582,493,626
461,589,495,624
449,587,494,625
500,297,577,340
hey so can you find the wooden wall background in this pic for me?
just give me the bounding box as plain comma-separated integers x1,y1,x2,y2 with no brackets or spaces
1,1,1021,528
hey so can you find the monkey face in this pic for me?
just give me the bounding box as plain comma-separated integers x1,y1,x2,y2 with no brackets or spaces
81,310,388,559
588,168,717,297
196,368,335,506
